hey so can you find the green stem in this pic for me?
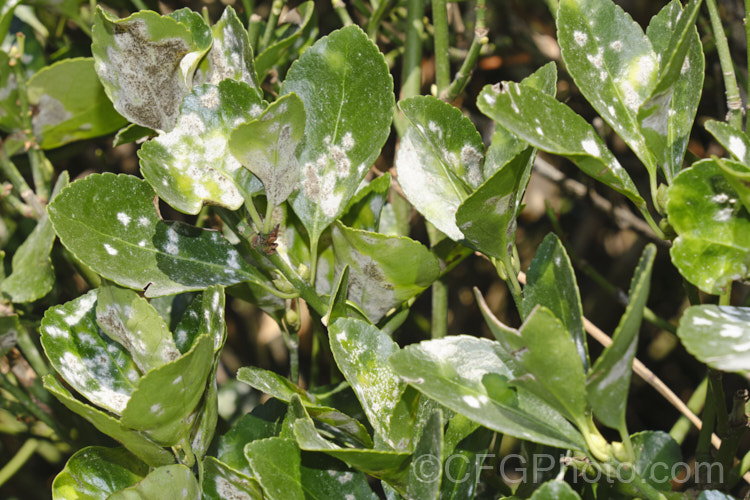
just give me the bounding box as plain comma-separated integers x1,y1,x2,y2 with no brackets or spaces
367,0,394,39
746,0,750,134
426,223,448,339
638,205,666,240
9,36,50,202
259,0,284,51
705,0,744,130
431,0,450,93
265,250,327,315
0,188,34,218
400,0,424,99
716,390,748,488
669,376,708,445
308,235,319,287
0,439,38,488
440,0,487,102
131,0,148,11
262,199,275,235
0,373,65,440
15,326,48,377
0,145,44,219
496,255,523,317
247,14,262,50
695,376,717,485
241,0,255,24
332,0,354,27
709,368,729,438
719,283,732,306
61,247,101,289
244,199,264,231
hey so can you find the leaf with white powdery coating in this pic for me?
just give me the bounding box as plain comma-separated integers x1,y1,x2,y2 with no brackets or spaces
27,58,127,149
390,336,587,451
40,290,138,415
281,25,394,247
477,81,645,209
52,446,148,500
107,464,199,500
194,6,260,91
329,318,416,450
43,376,174,467
677,306,750,373
96,285,180,373
586,244,655,431
202,456,263,500
229,93,305,207
48,173,267,297
396,95,485,241
523,233,587,369
558,0,658,175
139,80,266,215
705,120,750,166
245,438,304,500
331,222,440,322
667,160,750,294
639,0,704,183
92,7,197,132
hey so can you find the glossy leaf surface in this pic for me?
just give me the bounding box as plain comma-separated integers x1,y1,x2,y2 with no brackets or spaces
677,305,750,372
586,244,655,430
48,173,265,297
139,80,265,215
281,25,394,245
331,223,440,322
52,447,147,500
667,160,750,294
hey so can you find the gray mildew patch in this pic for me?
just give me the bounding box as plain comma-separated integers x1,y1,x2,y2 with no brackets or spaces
32,94,72,137
94,14,192,131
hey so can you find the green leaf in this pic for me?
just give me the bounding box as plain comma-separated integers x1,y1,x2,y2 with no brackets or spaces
139,80,265,215
1,172,68,302
255,2,317,81
26,58,127,149
40,291,138,415
390,336,586,450
639,0,704,183
218,398,286,475
329,318,416,450
713,158,750,214
107,464,199,500
48,173,266,297
43,376,174,467
299,456,378,500
52,447,148,500
406,408,443,500
172,287,226,354
586,244,656,430
667,160,750,294
396,95,485,240
455,148,533,259
169,8,212,53
120,334,214,445
529,480,581,499
236,366,373,447
697,491,737,500
92,7,198,132
229,92,306,207
194,6,259,91
340,173,391,232
331,223,440,322
245,438,304,500
0,1,20,44
292,418,410,478
439,425,492,500
513,306,588,427
523,233,587,369
281,25,394,246
677,305,750,373
705,120,750,166
323,265,350,326
477,81,645,208
202,456,263,500
631,431,682,491
96,285,180,373
113,123,155,147
0,50,21,132
558,0,658,175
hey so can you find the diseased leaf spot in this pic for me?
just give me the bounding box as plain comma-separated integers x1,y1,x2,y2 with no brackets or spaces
104,243,119,255
581,137,600,157
117,212,131,226
728,136,746,160
573,30,588,46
